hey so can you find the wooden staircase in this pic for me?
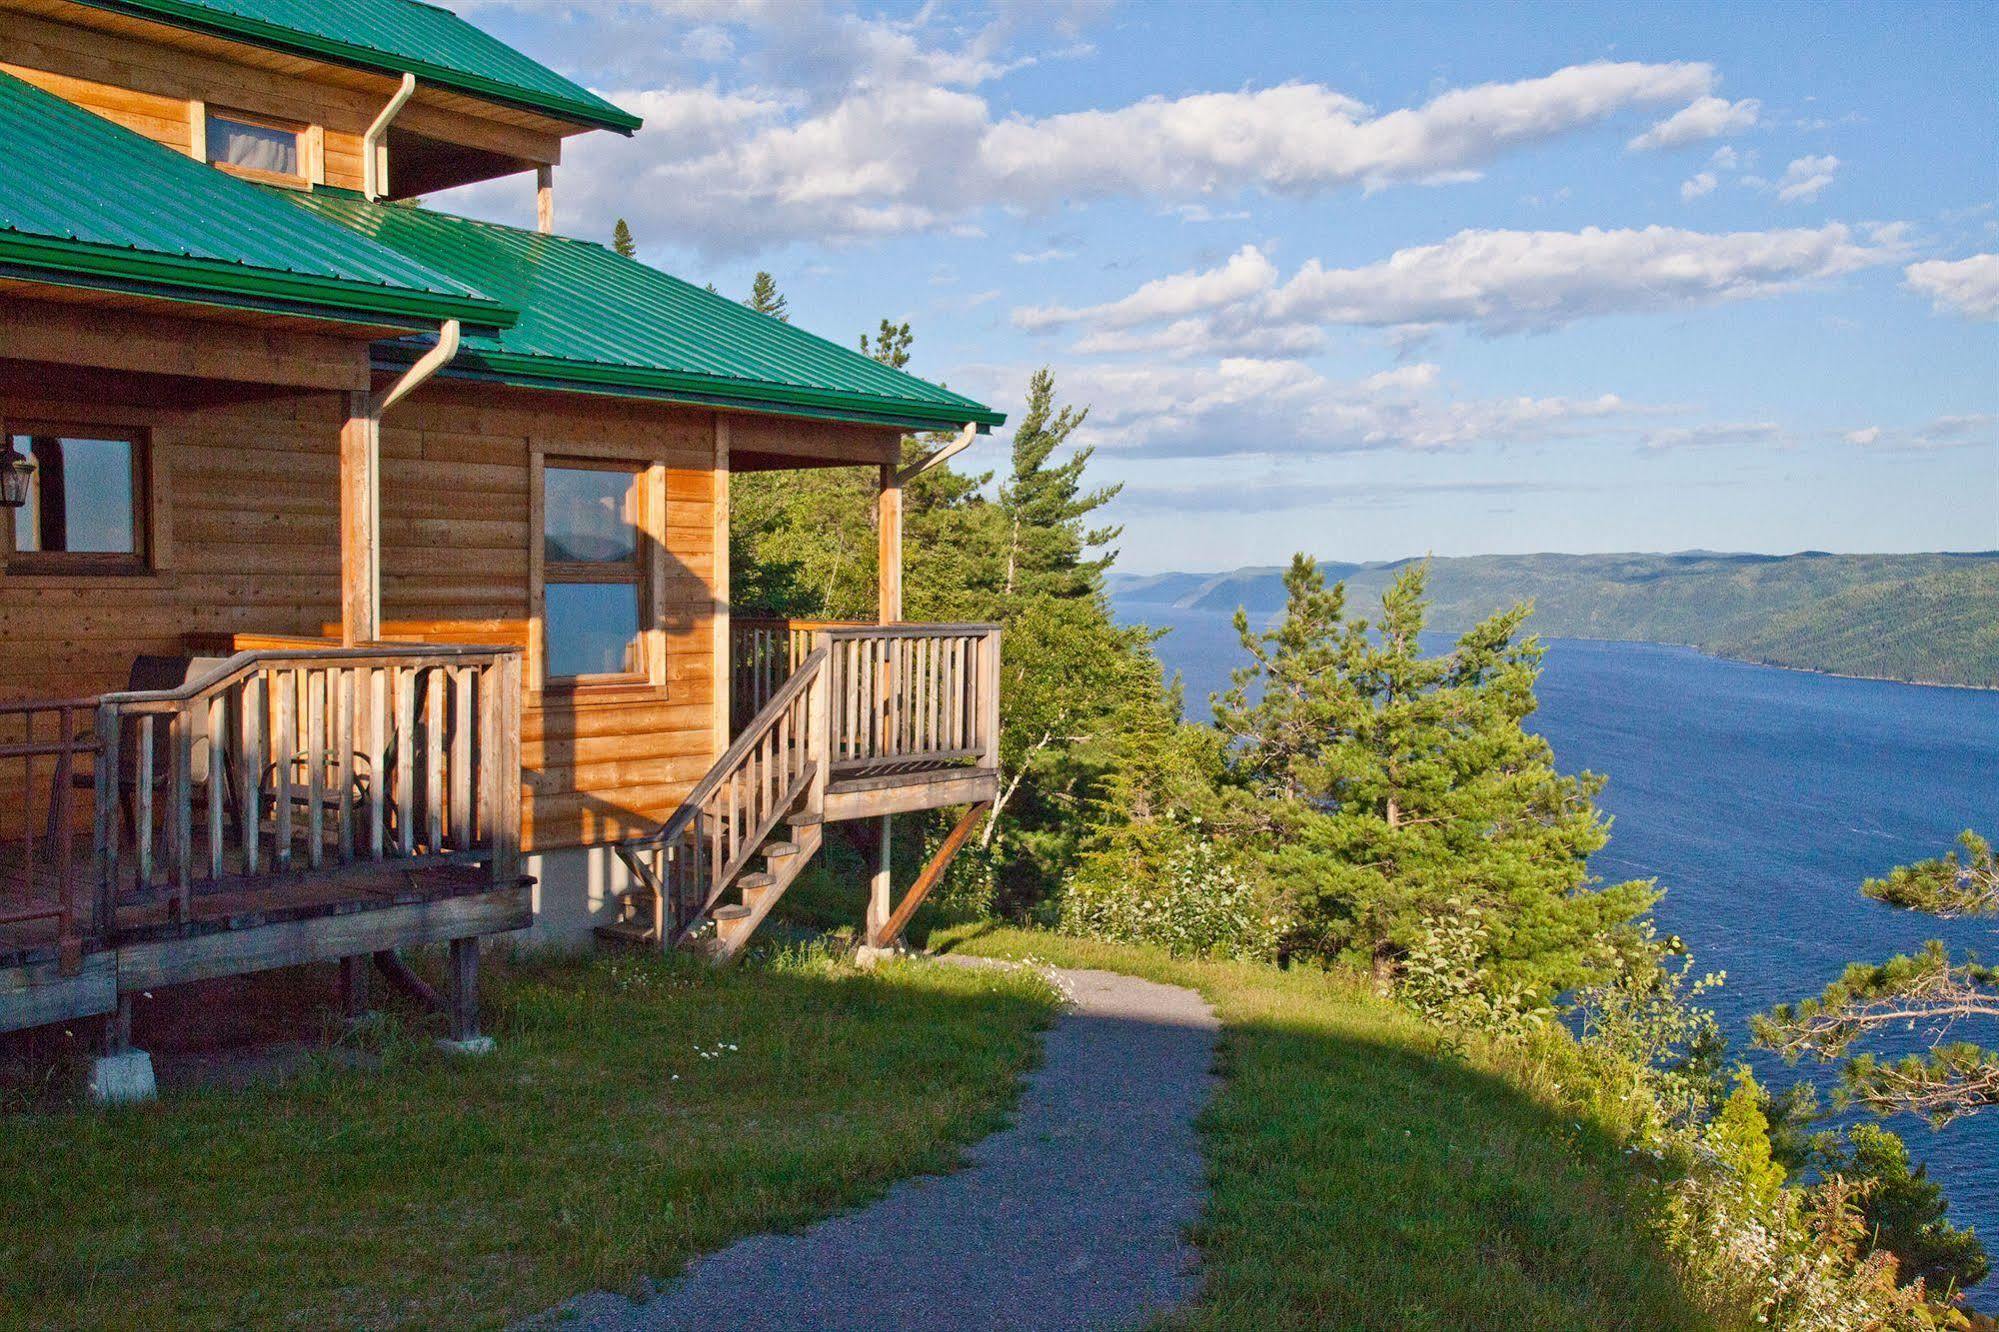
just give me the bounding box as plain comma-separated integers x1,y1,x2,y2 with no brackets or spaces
602,641,832,959
604,623,1003,961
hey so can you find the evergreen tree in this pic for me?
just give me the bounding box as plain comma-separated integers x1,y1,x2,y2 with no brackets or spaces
611,218,636,258
997,368,1120,601
1212,555,1654,998
860,318,913,369
1757,831,1998,1124
1806,1123,1989,1292
746,271,789,321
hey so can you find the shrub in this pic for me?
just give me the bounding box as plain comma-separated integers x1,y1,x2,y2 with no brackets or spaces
1060,820,1277,960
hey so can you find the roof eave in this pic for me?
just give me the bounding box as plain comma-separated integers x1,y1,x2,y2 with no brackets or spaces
73,0,642,135
383,345,1004,432
0,230,515,329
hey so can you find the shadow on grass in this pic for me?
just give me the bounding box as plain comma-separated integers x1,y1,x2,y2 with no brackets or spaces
0,945,1056,1332
931,927,1713,1332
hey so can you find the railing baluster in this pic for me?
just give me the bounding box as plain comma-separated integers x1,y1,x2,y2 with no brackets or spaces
135,714,155,888
395,667,415,857
449,667,472,849
424,669,445,855
305,668,325,870
336,668,355,863
207,692,226,879
173,706,193,914
243,674,263,876
95,702,119,932
274,673,294,869
369,667,387,860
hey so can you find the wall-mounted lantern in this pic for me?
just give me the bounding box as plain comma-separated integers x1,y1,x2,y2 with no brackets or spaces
0,439,33,509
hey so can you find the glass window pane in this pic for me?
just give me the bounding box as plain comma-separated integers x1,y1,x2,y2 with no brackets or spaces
544,466,638,563
208,115,299,175
545,582,641,678
11,434,135,555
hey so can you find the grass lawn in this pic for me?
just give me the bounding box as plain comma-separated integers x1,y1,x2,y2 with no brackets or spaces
0,945,1056,1330
932,925,1711,1332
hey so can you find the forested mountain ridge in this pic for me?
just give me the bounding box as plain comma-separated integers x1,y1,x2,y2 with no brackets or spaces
1110,552,1999,687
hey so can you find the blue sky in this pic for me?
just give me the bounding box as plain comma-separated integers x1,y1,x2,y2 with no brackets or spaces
443,0,1998,572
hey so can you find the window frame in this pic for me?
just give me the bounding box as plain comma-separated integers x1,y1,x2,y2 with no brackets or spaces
537,455,653,690
204,107,309,189
2,420,152,576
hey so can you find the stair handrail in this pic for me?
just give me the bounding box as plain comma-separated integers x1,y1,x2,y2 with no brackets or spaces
624,643,830,854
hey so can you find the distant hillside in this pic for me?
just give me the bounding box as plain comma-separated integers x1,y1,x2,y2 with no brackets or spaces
1109,552,1999,688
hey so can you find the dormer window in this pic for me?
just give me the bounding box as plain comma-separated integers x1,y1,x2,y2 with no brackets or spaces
206,109,303,184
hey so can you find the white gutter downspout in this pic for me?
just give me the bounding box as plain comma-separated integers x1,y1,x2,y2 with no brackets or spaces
897,421,979,485
352,320,459,638
363,73,417,200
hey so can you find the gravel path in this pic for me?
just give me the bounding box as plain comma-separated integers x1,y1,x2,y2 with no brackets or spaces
534,958,1219,1332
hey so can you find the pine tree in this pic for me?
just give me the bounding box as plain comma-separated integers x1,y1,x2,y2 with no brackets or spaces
1757,831,1997,1124
746,272,789,321
860,318,913,369
611,218,636,258
1806,1123,1989,1291
1212,555,1654,998
997,368,1120,601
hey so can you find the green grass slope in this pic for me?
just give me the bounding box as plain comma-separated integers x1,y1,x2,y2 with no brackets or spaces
937,926,1712,1331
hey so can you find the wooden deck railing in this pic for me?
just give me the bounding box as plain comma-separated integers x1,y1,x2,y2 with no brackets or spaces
91,645,522,933
731,617,863,728
0,697,98,969
822,624,1000,773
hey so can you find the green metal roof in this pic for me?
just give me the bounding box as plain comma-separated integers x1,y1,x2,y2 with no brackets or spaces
75,0,640,133
288,190,1006,433
0,70,509,328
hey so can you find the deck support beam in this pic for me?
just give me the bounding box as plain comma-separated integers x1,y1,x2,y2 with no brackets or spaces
869,800,987,949
340,955,371,1021
865,815,892,947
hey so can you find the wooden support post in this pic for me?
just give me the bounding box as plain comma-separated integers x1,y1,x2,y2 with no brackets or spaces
866,814,893,947
877,801,988,947
876,463,902,625
340,955,370,1021
339,393,381,646
712,417,731,755
103,992,133,1055
536,164,554,235
446,936,480,1043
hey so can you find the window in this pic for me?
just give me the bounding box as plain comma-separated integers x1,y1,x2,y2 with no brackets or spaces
542,462,646,682
206,110,303,182
5,427,147,573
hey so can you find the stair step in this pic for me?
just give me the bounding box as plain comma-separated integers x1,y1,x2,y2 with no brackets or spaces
787,811,824,827
594,921,656,945
762,842,800,860
712,904,751,922
737,872,775,891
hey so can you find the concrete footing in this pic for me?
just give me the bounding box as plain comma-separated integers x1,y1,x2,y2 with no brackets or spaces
434,1035,497,1056
852,944,907,969
86,1049,157,1105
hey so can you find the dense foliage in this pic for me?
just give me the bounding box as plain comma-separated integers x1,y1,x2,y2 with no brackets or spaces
1118,551,1999,688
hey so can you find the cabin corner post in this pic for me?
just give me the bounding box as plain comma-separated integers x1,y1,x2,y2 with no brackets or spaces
876,463,902,625
712,417,732,757
339,393,382,646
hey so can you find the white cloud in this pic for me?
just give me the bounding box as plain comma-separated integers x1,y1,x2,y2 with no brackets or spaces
1681,171,1717,200
1641,421,1786,450
1904,254,1999,319
1012,248,1077,264
1628,95,1760,150
1018,223,1901,352
552,58,1733,254
1013,357,1652,460
1844,413,1997,450
1017,244,1279,330
1774,154,1839,202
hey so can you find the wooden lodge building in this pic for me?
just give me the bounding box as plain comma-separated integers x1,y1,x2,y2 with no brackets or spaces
0,0,1004,1072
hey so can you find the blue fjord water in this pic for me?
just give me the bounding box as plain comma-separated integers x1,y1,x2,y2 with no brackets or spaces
1118,598,1999,1258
